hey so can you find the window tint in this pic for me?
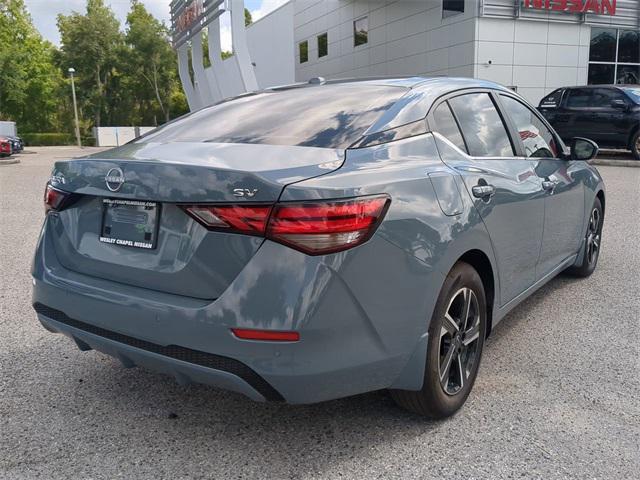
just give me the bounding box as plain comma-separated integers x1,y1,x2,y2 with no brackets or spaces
539,89,563,108
588,63,615,84
591,88,626,107
590,28,617,62
621,87,640,104
318,33,328,58
618,30,639,64
616,65,640,85
500,95,559,158
443,0,464,16
139,85,406,149
354,17,368,46
299,41,308,63
566,88,593,108
432,102,467,153
448,93,514,157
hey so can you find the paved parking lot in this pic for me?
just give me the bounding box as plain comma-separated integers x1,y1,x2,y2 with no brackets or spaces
1,147,638,479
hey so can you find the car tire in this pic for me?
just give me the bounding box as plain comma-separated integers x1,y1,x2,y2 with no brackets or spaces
565,197,604,278
390,262,487,418
631,131,640,160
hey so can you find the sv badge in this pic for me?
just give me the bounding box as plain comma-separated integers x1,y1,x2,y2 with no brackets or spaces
233,188,259,198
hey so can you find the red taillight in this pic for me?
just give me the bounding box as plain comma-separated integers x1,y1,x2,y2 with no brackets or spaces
231,328,300,342
182,205,272,235
267,196,390,255
44,184,71,213
181,195,390,255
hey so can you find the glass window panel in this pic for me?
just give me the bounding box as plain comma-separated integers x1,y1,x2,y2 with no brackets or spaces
443,0,464,14
449,93,514,158
591,88,626,107
354,17,368,47
589,28,617,62
500,95,559,158
432,102,467,153
139,85,407,149
618,30,640,64
566,88,594,108
318,33,328,58
299,41,308,63
588,64,615,85
616,65,640,85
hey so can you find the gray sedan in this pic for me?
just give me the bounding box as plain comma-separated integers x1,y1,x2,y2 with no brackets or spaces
33,77,604,418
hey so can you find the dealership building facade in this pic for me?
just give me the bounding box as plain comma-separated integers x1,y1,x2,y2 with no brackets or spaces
174,1,639,107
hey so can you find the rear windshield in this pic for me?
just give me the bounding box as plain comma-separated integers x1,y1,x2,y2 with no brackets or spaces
139,84,407,149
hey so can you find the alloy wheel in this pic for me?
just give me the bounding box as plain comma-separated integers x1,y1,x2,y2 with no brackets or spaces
438,287,481,396
586,207,601,265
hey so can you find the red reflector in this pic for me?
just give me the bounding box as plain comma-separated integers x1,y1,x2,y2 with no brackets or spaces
44,185,70,213
182,205,272,235
231,328,300,342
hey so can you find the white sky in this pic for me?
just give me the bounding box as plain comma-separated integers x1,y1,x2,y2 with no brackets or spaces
24,0,289,49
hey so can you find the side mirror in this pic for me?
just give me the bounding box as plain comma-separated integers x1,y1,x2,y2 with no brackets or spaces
570,137,598,161
611,99,628,110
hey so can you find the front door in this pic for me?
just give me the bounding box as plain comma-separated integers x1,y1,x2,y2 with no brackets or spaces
431,92,545,305
497,94,585,279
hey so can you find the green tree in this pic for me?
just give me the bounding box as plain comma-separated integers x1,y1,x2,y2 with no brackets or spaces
0,0,63,132
57,0,124,127
124,0,185,124
244,7,252,27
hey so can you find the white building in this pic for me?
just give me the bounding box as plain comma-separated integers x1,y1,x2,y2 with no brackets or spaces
175,1,639,107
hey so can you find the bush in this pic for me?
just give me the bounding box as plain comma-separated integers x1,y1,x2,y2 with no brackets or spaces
21,133,74,146
81,137,96,147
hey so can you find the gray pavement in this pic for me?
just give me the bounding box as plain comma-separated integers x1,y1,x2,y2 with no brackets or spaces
1,147,639,479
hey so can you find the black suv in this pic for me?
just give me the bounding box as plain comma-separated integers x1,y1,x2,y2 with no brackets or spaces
538,85,640,159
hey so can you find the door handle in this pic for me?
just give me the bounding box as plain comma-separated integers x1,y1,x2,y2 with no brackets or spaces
472,184,496,199
542,180,558,192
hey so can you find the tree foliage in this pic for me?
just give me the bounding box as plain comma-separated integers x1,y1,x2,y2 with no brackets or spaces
0,0,188,135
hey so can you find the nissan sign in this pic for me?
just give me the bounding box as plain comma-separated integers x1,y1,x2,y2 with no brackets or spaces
523,0,616,15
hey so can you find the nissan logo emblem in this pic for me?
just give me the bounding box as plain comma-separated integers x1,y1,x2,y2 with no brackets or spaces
105,167,125,192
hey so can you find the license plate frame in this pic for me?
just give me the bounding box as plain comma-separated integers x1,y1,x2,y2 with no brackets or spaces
99,198,160,250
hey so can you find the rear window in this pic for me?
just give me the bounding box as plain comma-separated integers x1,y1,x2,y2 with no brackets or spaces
139,84,407,149
448,93,514,158
539,89,563,108
566,89,593,108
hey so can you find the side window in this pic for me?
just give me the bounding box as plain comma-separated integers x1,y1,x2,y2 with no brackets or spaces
539,89,563,109
592,88,627,107
500,95,559,158
566,88,593,108
432,101,467,153
448,93,514,157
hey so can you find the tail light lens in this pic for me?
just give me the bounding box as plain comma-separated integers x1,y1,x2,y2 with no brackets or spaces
268,196,390,255
181,195,390,255
182,205,272,235
44,184,72,213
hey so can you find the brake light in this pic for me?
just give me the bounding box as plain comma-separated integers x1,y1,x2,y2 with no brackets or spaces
268,196,390,255
181,195,390,255
44,184,71,213
182,205,272,235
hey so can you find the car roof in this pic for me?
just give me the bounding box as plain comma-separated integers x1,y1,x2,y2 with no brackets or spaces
558,84,640,90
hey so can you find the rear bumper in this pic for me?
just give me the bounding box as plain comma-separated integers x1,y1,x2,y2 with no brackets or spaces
35,303,279,402
32,215,441,404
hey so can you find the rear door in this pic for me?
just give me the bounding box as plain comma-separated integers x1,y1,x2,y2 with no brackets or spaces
563,88,600,142
430,91,545,306
498,93,585,279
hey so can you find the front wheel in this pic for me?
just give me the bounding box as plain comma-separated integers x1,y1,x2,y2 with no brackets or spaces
390,262,487,418
565,197,603,277
631,131,640,160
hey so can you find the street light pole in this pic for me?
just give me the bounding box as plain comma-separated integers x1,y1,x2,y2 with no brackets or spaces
68,67,81,148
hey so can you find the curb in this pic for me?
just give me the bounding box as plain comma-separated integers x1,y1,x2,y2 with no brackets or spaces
590,159,640,168
0,158,20,166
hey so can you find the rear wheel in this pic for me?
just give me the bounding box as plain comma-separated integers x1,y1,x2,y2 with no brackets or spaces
565,197,603,277
631,131,640,160
390,262,487,418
